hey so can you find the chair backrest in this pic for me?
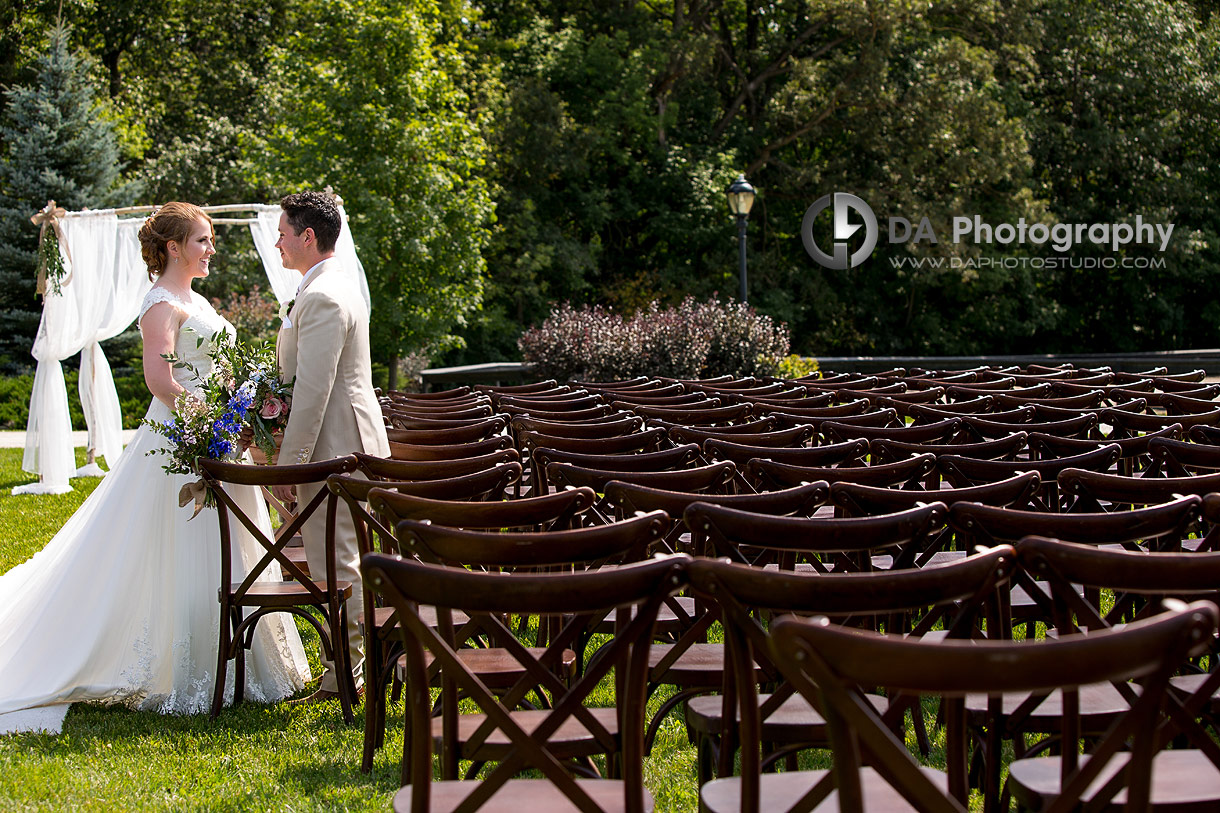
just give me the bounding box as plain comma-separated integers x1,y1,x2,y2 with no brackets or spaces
747,453,937,492
766,601,1218,812
868,432,1027,466
518,427,666,457
354,448,519,481
394,509,670,568
529,443,698,496
369,485,597,532
630,402,753,425
366,462,522,502
383,417,507,445
610,393,719,409
498,403,615,421
384,403,493,421
361,554,689,813
1015,535,1220,631
200,455,359,605
830,470,1041,515
509,413,644,439
704,437,868,470
604,479,829,555
385,434,512,461
939,444,1120,511
685,500,948,572
949,495,1202,552
820,416,961,445
548,460,737,499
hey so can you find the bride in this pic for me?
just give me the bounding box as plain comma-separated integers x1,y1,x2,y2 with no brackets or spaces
0,202,310,734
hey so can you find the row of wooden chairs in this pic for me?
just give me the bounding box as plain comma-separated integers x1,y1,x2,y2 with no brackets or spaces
195,367,1220,810
361,544,1220,812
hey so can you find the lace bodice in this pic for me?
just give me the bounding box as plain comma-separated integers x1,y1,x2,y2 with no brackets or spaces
139,287,235,395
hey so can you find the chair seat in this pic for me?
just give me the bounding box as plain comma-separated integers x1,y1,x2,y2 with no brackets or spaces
686,691,889,742
964,682,1135,730
433,707,621,760
1010,580,1085,619
394,778,654,813
871,549,965,569
648,643,738,686
1169,672,1220,705
282,545,309,578
359,605,470,635
701,766,949,813
229,580,352,607
398,647,577,689
1008,749,1220,810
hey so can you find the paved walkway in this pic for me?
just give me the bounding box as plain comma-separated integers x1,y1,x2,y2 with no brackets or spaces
0,430,138,449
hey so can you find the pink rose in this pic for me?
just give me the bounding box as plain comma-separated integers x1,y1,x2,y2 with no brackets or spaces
260,397,285,419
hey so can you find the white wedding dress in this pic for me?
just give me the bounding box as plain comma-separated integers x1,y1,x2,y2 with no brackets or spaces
0,287,310,734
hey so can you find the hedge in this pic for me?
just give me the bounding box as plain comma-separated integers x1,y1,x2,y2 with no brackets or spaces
0,370,151,430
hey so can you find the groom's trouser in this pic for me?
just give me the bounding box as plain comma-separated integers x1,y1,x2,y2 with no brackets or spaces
297,479,364,694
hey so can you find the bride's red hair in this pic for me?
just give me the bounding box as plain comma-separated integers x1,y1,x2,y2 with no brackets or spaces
138,202,212,281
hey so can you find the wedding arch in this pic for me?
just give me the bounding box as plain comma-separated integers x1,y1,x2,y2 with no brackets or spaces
16,200,370,495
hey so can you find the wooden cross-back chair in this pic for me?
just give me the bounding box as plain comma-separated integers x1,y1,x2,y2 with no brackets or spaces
1002,537,1220,811
516,428,668,497
686,500,949,576
939,444,1121,512
362,554,690,812
754,601,1218,813
689,547,1015,808
198,455,360,723
629,501,948,759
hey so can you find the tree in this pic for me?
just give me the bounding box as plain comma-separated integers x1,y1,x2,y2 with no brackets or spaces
253,0,494,388
0,22,122,372
1026,0,1220,352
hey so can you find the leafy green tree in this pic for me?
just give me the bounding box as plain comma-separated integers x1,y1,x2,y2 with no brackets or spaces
0,23,122,372
1026,0,1220,352
253,0,494,388
458,0,1048,360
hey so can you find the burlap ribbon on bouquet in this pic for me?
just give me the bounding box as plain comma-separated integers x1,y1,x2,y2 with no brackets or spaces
178,480,209,519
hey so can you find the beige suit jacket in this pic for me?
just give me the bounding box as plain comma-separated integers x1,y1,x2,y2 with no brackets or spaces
277,257,390,464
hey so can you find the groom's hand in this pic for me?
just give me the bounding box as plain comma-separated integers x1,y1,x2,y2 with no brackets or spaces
271,484,297,503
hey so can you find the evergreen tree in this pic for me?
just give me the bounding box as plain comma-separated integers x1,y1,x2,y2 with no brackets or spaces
0,23,121,373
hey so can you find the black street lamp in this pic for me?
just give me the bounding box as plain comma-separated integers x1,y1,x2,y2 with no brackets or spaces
725,175,756,303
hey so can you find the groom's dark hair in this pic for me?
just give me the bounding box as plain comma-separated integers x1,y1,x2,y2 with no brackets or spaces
280,190,342,253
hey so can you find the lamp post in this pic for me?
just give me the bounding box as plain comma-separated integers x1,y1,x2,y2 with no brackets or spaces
725,175,756,303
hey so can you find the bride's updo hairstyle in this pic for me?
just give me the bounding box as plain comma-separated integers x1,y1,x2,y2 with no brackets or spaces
138,202,212,281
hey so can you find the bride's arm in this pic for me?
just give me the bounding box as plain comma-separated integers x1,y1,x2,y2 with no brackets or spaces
141,302,187,410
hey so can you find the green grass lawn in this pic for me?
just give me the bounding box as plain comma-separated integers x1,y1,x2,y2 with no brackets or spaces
0,447,971,811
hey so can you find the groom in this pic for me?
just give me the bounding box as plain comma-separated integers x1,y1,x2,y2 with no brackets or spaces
271,190,390,704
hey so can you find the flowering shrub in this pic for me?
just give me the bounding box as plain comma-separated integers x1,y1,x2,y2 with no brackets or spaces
519,297,790,382
212,285,279,347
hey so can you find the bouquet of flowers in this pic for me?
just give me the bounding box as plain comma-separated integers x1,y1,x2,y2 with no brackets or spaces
145,391,244,516
143,333,293,517
206,336,293,462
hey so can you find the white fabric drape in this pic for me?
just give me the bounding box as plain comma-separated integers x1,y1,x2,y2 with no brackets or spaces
19,205,371,494
18,212,149,495
247,204,371,308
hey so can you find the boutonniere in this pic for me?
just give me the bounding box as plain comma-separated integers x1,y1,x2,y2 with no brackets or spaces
278,298,295,326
